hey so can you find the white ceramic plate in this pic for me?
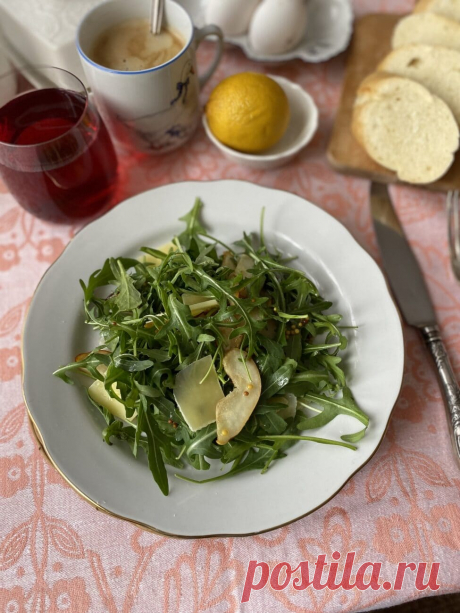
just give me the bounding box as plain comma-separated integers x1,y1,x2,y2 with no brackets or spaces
178,0,353,63
23,181,403,537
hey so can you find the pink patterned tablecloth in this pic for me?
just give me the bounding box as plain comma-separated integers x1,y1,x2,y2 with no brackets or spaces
1,1,459,611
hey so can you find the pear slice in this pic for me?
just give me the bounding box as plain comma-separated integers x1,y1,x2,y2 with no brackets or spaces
222,251,236,270
182,293,219,316
216,349,262,445
183,294,219,316
182,293,213,306
189,299,219,317
235,254,255,278
273,393,297,420
88,378,136,424
219,325,243,351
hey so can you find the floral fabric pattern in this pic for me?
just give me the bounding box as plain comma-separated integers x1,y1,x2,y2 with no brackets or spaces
0,455,28,498
1,1,459,611
48,578,91,613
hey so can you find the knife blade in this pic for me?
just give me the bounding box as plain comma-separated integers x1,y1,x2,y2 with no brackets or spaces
370,182,460,466
370,182,436,327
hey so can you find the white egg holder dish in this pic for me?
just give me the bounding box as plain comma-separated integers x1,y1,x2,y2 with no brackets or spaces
178,0,353,63
202,75,319,170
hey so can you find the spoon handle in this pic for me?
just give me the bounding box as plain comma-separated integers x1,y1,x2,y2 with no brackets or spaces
151,0,164,35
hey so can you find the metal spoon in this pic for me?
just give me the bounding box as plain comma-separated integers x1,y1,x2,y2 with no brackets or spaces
151,0,164,35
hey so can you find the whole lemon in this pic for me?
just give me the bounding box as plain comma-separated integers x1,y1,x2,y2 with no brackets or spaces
205,72,290,153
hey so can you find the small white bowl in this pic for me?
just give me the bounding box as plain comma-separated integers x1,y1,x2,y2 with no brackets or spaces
202,75,319,170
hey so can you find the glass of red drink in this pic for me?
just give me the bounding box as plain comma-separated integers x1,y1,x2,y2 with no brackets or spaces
0,66,118,222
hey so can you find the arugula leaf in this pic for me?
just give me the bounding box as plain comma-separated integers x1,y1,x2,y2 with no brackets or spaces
53,351,110,383
297,388,369,441
262,359,297,399
258,412,287,435
102,419,125,444
80,257,139,303
157,295,198,348
114,355,154,372
317,354,346,387
139,348,170,362
153,396,182,423
285,333,302,362
133,400,145,457
221,434,264,464
341,427,367,443
144,409,169,496
233,448,276,472
110,259,142,312
134,382,162,398
198,333,216,343
177,197,208,253
256,336,284,376
175,448,275,485
258,434,357,451
185,424,221,461
140,247,168,262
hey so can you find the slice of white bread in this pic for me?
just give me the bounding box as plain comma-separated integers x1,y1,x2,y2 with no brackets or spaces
379,44,460,124
352,73,459,184
392,13,460,52
414,0,460,21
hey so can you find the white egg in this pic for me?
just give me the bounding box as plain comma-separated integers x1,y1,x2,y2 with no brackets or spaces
249,0,309,55
206,0,261,36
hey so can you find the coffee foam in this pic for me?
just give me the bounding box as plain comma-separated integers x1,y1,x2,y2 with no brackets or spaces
91,18,184,71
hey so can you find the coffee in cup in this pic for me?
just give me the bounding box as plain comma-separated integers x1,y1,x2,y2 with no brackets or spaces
91,18,185,71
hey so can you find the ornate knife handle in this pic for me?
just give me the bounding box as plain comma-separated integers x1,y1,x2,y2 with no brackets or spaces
421,325,460,466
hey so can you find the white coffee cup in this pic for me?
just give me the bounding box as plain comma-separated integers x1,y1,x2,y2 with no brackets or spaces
77,0,223,154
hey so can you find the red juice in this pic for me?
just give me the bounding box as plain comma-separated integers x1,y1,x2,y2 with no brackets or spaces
0,88,118,222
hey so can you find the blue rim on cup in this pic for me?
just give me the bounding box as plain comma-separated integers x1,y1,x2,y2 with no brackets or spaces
76,0,194,75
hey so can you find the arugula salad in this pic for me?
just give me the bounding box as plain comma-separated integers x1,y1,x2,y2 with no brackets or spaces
54,199,369,496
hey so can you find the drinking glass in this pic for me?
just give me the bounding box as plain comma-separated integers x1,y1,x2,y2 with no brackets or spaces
0,66,118,222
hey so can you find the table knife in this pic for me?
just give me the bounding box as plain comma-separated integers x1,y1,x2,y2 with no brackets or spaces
370,182,460,466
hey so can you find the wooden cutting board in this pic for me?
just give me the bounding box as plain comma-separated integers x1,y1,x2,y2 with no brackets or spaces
327,13,460,192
